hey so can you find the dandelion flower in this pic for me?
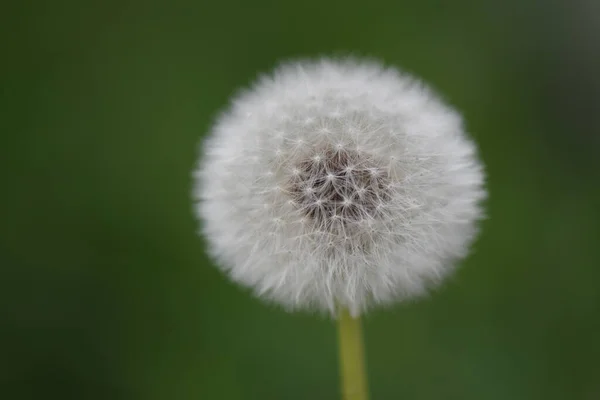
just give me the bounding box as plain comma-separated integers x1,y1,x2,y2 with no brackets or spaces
193,57,486,316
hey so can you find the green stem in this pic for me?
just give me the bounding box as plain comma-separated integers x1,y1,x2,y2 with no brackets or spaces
337,308,369,400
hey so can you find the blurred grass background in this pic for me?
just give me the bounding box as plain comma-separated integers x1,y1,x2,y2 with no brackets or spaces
1,0,599,399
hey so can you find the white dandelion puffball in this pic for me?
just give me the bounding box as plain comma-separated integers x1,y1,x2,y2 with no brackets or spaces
193,57,486,316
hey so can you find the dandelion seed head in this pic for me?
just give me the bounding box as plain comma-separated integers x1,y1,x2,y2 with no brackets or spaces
194,57,486,316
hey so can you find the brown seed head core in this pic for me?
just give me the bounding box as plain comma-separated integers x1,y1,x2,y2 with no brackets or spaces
287,147,391,232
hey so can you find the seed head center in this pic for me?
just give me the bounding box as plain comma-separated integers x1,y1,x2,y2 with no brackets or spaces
287,147,391,229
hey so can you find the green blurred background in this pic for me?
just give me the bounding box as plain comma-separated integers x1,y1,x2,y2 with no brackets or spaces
2,1,599,399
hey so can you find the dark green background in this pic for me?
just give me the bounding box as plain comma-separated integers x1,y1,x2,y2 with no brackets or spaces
2,1,599,399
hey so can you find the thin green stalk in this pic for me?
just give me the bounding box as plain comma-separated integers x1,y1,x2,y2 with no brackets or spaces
337,308,369,400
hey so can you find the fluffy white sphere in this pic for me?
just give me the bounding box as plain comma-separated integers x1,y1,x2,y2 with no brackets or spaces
193,57,486,316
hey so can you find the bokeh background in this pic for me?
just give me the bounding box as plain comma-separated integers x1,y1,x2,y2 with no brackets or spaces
2,1,599,399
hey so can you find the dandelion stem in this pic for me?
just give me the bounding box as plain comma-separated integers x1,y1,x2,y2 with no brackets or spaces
337,308,369,400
